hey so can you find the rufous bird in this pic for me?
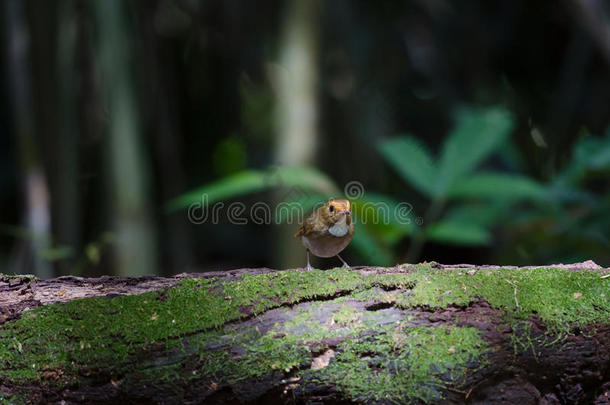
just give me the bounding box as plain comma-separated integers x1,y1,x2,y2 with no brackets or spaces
295,198,354,270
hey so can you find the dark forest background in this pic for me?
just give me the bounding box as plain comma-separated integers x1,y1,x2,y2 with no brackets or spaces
2,0,610,278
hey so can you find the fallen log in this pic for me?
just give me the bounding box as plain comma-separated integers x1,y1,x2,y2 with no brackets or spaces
0,262,609,404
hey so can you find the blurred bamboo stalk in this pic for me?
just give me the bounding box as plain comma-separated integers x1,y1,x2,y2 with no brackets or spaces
133,1,193,274
275,0,320,167
3,0,52,279
55,0,81,275
570,0,610,65
273,0,321,269
93,0,158,276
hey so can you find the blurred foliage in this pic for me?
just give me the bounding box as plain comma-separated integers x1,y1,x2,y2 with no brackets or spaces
171,106,610,267
212,136,247,176
166,166,338,212
0,224,113,276
168,165,413,266
379,106,610,265
503,128,610,265
379,106,546,260
3,1,610,275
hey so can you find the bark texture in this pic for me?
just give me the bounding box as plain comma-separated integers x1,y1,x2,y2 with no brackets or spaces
0,263,609,405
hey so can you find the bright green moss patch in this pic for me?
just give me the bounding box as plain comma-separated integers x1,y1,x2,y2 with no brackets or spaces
0,268,410,386
304,324,486,404
215,308,486,403
199,300,390,383
331,304,360,326
396,266,610,333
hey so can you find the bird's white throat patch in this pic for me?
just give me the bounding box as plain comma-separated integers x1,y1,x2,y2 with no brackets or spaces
328,216,349,237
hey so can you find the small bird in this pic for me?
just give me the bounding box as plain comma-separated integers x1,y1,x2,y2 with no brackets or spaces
295,198,354,270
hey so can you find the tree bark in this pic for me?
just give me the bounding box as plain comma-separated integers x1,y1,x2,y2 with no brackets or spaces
0,263,609,405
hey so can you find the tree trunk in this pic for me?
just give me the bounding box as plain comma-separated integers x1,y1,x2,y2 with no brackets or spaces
1,262,609,404
2,0,52,279
273,0,321,270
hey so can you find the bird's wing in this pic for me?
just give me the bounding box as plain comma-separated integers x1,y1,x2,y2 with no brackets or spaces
294,213,325,238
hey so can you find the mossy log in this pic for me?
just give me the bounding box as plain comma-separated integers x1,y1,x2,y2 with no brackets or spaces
1,262,609,404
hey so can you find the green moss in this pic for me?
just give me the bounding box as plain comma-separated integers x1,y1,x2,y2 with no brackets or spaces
396,266,610,333
0,273,37,281
202,300,377,382
333,305,362,326
227,303,487,403
0,268,406,386
0,264,607,403
0,393,27,405
304,324,486,404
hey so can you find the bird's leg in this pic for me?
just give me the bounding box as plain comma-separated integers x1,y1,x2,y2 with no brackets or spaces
337,254,350,269
306,250,313,271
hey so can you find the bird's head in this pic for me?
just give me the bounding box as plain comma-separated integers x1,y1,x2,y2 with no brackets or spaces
318,198,352,226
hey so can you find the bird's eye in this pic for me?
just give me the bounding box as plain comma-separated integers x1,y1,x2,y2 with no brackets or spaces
329,205,334,212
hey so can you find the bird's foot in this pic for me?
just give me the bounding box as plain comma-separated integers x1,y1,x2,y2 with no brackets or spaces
337,254,350,269
305,250,314,271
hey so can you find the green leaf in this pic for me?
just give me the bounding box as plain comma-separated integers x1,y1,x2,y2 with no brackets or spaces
165,166,338,212
560,128,610,186
573,129,610,170
378,136,437,197
212,136,247,176
349,224,395,266
442,203,511,229
437,107,514,196
37,245,75,262
278,192,329,224
447,173,547,201
270,166,338,195
425,221,491,246
165,170,267,212
351,192,414,236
